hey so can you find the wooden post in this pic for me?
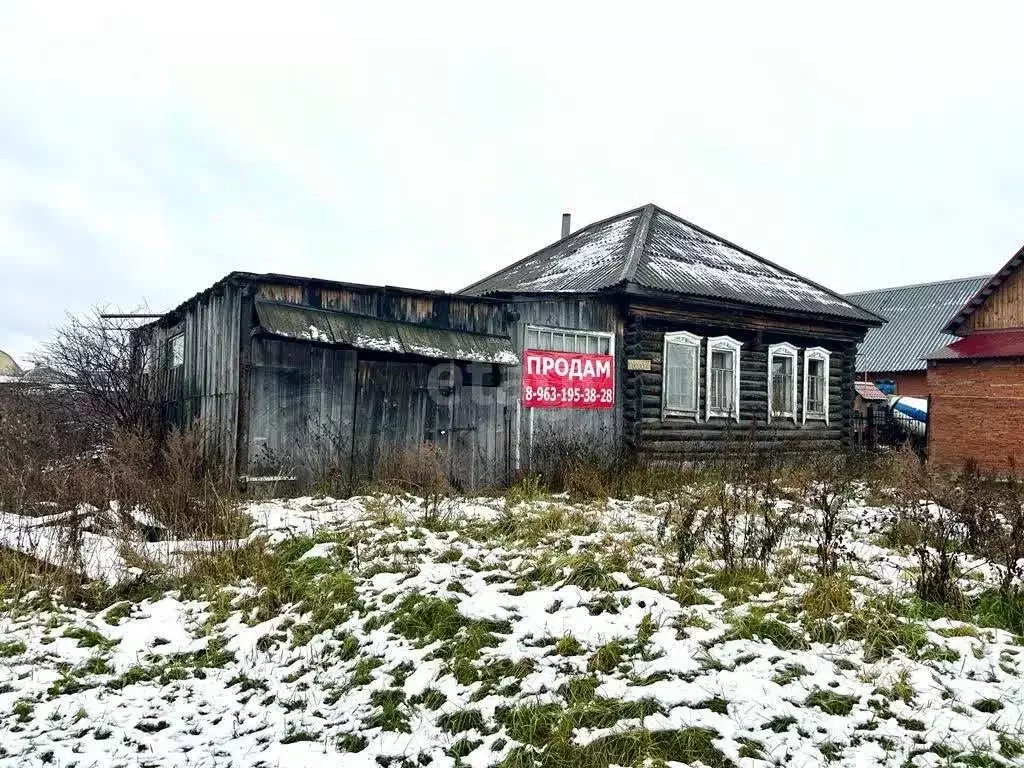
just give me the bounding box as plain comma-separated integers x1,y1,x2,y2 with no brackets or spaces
925,393,932,460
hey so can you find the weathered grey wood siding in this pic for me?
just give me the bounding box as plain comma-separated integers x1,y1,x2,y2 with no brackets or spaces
242,278,514,490
247,338,358,481
143,282,243,470
246,339,510,490
501,295,625,469
254,281,509,335
623,307,860,461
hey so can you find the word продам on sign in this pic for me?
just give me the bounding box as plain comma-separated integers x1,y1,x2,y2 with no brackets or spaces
522,349,614,410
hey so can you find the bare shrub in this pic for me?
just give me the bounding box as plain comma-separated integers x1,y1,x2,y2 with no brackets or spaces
691,438,795,572
658,487,710,570
980,474,1024,598
35,307,159,437
375,443,454,527
529,432,621,498
802,451,858,577
893,447,975,606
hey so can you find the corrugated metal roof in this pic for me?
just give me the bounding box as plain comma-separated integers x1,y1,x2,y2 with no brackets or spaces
847,276,990,372
461,204,880,324
927,328,1024,361
462,209,643,295
254,301,518,365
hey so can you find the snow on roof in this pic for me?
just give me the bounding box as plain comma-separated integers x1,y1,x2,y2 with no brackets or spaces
461,204,881,324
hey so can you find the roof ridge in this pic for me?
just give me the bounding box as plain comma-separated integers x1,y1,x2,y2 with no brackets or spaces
459,205,648,295
944,243,1024,335
645,205,886,325
846,274,991,296
618,203,656,284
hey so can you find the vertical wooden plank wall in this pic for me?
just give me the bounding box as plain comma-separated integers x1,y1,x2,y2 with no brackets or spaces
503,296,624,469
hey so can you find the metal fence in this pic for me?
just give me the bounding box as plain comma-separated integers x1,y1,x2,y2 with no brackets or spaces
852,406,927,456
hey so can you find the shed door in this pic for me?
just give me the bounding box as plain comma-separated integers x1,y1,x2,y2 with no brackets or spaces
449,366,510,490
350,358,510,491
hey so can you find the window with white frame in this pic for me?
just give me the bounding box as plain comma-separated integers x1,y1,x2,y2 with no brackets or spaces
803,347,831,423
525,325,613,355
706,336,741,421
169,333,185,369
663,331,701,416
767,342,797,421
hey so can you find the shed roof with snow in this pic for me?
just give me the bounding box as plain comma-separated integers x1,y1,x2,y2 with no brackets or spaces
461,203,883,325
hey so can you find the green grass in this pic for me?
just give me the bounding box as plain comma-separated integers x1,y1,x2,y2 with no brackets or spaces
806,689,859,716
0,640,26,657
673,579,712,607
845,596,928,662
12,700,33,723
587,639,625,673
555,635,584,656
725,608,806,650
367,688,410,732
62,626,116,650
802,573,853,620
772,663,809,686
437,709,485,734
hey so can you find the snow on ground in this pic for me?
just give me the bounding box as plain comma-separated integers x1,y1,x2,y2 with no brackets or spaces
1,494,1024,767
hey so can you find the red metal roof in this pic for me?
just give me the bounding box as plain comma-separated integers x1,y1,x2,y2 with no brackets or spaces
928,328,1024,361
854,381,888,401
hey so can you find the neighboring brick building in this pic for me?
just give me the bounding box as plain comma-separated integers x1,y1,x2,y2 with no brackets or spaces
927,245,1024,475
847,275,989,397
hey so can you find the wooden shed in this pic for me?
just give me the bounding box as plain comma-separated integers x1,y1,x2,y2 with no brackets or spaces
137,273,519,490
461,204,884,464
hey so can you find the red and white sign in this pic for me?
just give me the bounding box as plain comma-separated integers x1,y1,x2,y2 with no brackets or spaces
522,349,615,409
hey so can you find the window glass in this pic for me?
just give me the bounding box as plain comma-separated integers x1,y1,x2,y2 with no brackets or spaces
525,326,613,357
771,355,794,415
665,340,698,412
709,349,735,413
807,358,826,414
170,334,185,369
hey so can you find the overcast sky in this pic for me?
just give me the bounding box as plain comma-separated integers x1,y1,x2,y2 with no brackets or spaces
2,2,1024,366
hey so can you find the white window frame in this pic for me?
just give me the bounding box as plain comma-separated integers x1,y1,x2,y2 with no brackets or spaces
524,324,614,356
169,333,185,369
767,342,798,423
705,335,742,422
802,346,831,425
663,331,702,419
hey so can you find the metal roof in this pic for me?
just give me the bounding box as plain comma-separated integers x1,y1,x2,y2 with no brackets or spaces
944,244,1024,335
254,300,518,365
847,275,990,372
461,204,882,325
927,328,1024,362
854,380,888,401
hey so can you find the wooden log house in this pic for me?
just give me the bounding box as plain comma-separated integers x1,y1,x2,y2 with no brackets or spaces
139,204,883,489
461,204,884,464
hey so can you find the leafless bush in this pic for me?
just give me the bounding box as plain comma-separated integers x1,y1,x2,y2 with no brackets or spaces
893,447,975,605
694,438,795,572
529,432,622,498
987,480,1024,598
801,451,858,576
35,306,159,438
658,487,710,569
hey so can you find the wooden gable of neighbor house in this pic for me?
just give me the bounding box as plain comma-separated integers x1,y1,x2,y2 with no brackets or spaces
945,245,1024,336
